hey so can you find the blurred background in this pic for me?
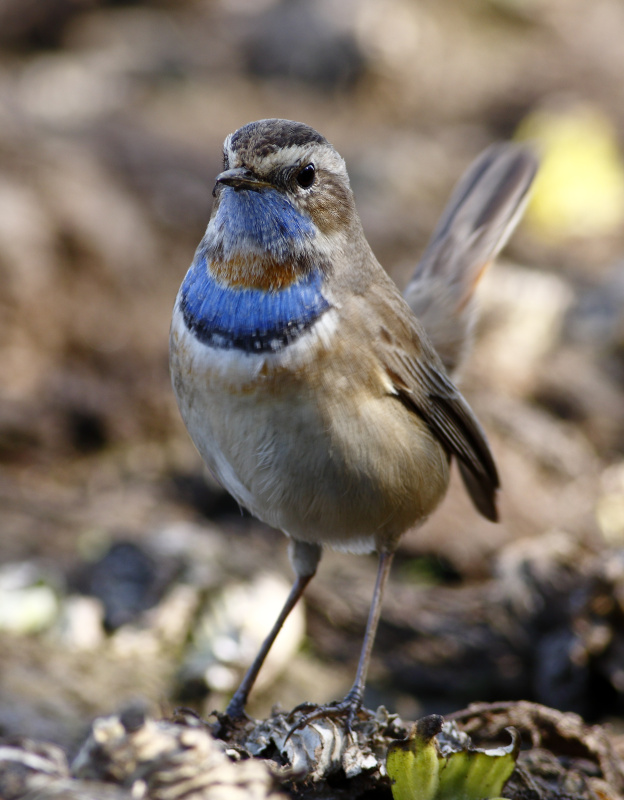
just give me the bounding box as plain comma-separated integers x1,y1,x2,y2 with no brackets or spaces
2,0,624,755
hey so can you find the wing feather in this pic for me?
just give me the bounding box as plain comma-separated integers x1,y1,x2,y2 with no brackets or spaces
383,340,499,521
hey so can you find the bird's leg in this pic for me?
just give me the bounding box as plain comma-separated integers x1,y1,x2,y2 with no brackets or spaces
225,573,313,718
225,541,321,719
287,549,395,735
346,549,395,711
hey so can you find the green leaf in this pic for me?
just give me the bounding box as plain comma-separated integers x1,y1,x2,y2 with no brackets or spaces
387,715,519,800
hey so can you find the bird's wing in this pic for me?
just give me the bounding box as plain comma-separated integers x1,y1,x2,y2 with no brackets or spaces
377,317,499,522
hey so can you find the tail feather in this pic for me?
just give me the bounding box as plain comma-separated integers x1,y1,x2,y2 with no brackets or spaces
404,143,538,375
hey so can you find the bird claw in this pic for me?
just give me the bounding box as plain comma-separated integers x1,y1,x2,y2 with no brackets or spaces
224,694,249,722
284,691,368,743
213,707,254,741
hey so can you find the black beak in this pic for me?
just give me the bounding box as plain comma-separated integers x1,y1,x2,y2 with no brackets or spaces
212,167,269,196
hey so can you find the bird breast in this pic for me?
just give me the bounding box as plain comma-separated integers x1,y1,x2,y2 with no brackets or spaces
170,291,450,553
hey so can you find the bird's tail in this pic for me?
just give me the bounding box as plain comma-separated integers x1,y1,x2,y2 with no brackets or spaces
404,143,538,375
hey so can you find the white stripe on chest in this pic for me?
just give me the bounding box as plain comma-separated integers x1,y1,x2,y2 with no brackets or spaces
171,296,340,389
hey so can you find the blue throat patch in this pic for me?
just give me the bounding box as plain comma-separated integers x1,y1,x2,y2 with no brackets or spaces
211,185,315,260
180,256,331,353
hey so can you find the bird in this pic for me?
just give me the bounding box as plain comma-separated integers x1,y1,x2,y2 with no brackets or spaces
169,118,537,727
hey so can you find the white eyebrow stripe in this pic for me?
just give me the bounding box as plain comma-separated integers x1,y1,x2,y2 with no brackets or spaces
223,141,347,178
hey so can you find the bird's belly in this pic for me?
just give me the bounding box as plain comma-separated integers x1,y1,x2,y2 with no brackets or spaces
170,305,450,552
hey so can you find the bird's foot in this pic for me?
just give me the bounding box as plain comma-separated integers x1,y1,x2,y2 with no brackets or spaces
285,689,371,742
212,694,255,740
224,693,250,722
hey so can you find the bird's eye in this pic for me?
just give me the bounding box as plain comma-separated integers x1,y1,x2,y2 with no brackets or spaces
296,163,315,189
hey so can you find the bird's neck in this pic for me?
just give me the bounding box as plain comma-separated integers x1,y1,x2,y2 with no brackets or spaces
179,255,331,354
180,186,336,352
202,186,320,288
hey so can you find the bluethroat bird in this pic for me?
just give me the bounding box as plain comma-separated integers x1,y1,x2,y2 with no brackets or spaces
170,119,537,726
